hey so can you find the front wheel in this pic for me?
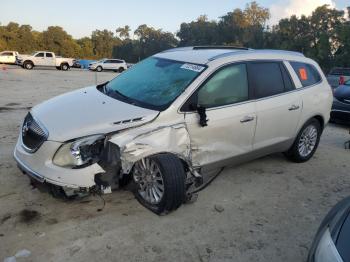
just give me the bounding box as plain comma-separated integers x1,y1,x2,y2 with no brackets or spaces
132,154,186,215
61,63,69,71
96,66,103,72
24,62,33,70
284,119,322,163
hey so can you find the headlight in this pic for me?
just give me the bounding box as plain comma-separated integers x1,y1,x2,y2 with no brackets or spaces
53,134,105,168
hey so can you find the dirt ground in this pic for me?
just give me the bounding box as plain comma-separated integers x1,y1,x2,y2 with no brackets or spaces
0,64,350,262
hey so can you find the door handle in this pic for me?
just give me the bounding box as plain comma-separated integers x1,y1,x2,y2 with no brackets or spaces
240,116,255,123
288,105,300,111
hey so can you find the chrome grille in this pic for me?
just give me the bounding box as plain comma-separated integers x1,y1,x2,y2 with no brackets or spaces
21,113,48,152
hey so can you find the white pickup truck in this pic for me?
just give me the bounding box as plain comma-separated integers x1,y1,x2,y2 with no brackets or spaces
0,51,19,64
16,51,75,70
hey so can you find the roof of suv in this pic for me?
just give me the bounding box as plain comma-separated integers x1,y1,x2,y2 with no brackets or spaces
155,46,305,65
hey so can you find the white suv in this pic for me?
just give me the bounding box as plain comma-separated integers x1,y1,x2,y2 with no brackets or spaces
88,59,127,72
14,47,332,214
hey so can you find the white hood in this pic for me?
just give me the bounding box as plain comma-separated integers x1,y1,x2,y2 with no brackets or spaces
31,86,159,142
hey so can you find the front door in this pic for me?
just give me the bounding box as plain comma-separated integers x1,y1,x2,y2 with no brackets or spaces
184,63,256,169
33,52,46,66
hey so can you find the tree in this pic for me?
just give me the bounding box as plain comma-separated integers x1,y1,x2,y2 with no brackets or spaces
41,26,80,57
116,25,131,40
91,29,120,58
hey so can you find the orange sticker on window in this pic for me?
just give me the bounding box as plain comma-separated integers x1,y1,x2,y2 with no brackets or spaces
299,68,308,80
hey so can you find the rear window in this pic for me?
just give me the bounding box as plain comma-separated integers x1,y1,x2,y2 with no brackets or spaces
329,68,350,76
290,62,322,87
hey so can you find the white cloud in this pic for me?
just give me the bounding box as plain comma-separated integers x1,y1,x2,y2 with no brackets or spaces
269,0,336,25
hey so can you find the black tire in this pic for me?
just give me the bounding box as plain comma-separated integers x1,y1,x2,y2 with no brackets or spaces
56,66,61,70
132,154,186,215
284,118,322,163
60,63,69,71
96,66,103,72
118,67,125,73
24,61,34,70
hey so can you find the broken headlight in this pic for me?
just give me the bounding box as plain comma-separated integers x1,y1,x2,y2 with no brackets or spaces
53,135,105,168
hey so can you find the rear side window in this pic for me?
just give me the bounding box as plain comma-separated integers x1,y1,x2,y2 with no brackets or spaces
248,62,285,99
46,53,53,58
290,62,321,87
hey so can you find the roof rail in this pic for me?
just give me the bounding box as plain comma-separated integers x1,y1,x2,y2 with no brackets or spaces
209,49,305,61
193,46,249,50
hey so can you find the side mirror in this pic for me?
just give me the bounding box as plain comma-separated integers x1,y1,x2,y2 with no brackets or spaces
189,103,208,127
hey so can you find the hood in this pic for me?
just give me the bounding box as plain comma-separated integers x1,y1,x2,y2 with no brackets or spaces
17,54,32,59
31,86,159,142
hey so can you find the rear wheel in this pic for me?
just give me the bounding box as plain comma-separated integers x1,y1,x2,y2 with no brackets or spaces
118,67,125,73
132,154,186,215
284,119,322,163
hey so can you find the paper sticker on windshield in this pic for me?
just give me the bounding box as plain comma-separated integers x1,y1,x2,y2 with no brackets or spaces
181,63,205,72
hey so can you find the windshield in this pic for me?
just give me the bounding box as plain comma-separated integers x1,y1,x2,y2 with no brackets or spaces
345,80,350,86
105,57,205,110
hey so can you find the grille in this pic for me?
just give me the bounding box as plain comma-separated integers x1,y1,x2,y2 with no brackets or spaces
21,113,48,152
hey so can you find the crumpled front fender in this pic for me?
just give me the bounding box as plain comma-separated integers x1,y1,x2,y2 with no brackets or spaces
108,123,192,173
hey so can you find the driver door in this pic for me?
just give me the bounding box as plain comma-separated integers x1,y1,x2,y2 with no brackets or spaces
183,63,256,170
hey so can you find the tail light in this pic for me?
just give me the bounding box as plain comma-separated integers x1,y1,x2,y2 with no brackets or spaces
339,75,345,85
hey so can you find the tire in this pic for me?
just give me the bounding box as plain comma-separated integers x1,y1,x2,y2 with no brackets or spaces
132,154,186,215
96,66,103,72
118,67,125,73
284,118,322,163
56,66,61,70
24,61,34,70
61,63,69,71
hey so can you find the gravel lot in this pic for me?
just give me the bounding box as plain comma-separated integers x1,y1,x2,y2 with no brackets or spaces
0,65,350,262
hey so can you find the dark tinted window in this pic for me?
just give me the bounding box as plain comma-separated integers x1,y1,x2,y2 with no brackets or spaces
280,64,295,91
197,63,248,108
46,53,53,57
1,52,13,56
329,68,350,76
248,62,285,99
35,52,44,57
290,62,321,87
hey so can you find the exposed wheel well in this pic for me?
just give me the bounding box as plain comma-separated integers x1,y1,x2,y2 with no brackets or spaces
313,115,325,130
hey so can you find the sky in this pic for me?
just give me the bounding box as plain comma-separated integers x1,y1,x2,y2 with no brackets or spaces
1,0,349,39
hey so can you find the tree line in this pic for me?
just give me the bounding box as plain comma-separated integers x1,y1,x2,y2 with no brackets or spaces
0,2,349,71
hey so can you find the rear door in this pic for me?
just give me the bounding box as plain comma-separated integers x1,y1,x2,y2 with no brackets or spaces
184,63,256,168
248,61,302,150
45,52,55,66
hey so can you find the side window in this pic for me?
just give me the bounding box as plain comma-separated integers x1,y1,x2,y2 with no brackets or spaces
280,63,295,92
104,60,111,63
197,63,248,108
290,62,322,87
248,62,285,99
46,53,53,58
3,52,12,56
35,53,44,57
